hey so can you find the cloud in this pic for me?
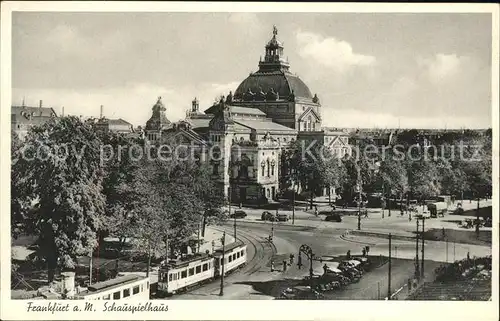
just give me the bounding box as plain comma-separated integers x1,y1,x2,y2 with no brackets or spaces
228,13,259,26
419,53,465,84
12,80,241,127
296,30,376,72
322,108,489,129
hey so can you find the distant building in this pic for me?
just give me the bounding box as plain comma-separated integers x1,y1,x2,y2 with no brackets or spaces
94,117,134,134
144,26,351,203
11,100,58,140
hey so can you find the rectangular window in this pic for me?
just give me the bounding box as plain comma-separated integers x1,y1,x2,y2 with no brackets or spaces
203,263,208,271
123,288,130,298
113,291,121,300
229,255,232,263
189,268,194,276
169,274,173,282
103,294,110,300
220,258,223,265
181,270,187,279
237,252,240,258
196,265,201,274
133,286,140,295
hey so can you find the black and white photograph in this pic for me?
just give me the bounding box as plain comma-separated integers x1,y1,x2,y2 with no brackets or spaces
1,2,498,321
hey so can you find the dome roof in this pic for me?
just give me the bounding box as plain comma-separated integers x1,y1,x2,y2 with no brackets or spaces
234,70,313,101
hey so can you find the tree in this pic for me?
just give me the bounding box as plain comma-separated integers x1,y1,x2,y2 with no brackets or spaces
378,156,409,213
13,116,105,282
97,130,142,252
407,157,440,209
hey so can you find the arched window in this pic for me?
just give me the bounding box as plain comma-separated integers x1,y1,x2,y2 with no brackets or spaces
271,159,276,176
261,161,265,177
267,159,270,177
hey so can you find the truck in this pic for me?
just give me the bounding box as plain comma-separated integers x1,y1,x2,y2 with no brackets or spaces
427,202,449,218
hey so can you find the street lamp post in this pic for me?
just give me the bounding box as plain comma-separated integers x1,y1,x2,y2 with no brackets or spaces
219,231,226,296
421,217,425,279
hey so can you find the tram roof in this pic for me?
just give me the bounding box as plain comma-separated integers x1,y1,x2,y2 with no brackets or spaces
213,241,246,256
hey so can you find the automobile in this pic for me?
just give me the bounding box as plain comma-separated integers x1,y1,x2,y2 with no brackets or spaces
351,257,371,269
325,213,342,222
277,213,289,222
261,211,277,221
278,286,324,300
230,210,247,219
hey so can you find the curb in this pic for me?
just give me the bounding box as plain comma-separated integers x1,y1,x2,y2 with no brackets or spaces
349,230,416,242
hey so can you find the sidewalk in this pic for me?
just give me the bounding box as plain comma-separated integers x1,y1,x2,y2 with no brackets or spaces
198,226,235,254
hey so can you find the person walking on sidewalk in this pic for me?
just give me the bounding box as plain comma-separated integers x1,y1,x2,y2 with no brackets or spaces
283,260,287,272
271,260,275,272
289,253,294,265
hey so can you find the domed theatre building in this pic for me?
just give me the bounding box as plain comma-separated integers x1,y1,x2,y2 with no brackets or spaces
145,26,350,204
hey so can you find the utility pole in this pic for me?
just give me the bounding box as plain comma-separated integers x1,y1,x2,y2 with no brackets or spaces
219,231,226,296
197,221,201,253
421,218,425,278
292,183,295,225
388,233,392,299
415,219,420,278
89,252,93,285
445,237,448,263
357,165,362,231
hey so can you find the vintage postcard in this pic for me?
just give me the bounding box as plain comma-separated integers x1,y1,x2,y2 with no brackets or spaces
1,1,498,321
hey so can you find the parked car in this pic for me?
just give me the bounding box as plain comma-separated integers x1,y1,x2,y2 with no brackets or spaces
325,213,342,222
261,211,277,221
278,286,324,300
230,210,247,219
277,213,289,222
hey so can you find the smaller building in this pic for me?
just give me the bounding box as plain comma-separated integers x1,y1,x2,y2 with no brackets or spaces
11,100,58,140
94,117,134,134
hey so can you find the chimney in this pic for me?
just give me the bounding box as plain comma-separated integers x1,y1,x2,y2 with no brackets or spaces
100,105,103,119
39,100,42,108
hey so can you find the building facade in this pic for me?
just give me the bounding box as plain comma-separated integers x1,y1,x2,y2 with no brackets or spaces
145,26,351,204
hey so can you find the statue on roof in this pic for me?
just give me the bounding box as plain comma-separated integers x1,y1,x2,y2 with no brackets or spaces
226,91,233,104
273,25,278,36
313,94,320,104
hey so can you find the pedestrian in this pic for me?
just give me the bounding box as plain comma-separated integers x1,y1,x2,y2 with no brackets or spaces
467,252,470,261
364,209,368,218
283,260,287,272
323,263,328,275
346,250,351,260
442,227,445,239
315,207,318,217
297,254,302,269
289,253,294,265
271,260,275,272
409,213,412,221
362,247,366,257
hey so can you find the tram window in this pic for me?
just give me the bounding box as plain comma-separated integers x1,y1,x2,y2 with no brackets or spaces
189,268,194,276
123,288,130,298
202,263,208,271
147,281,149,289
103,294,110,300
113,291,120,300
133,286,140,295
228,256,232,263
196,265,201,274
237,252,240,258
169,274,173,282
242,249,245,256
233,254,236,260
181,270,187,279
140,285,143,292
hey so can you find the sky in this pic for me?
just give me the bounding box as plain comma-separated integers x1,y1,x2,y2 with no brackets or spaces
12,12,493,129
